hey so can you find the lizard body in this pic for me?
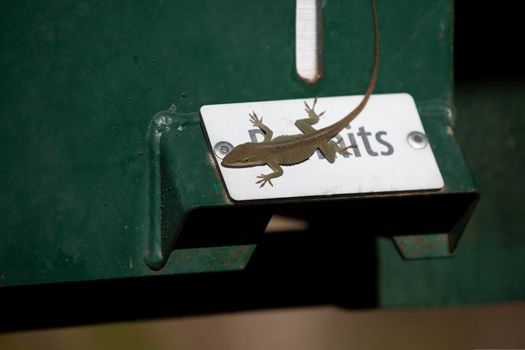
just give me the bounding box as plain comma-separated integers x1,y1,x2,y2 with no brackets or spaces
222,0,379,187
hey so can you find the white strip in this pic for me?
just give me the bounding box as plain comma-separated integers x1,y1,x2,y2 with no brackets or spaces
295,0,320,83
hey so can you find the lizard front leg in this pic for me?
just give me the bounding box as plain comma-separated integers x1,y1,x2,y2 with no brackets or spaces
250,112,273,142
255,161,283,188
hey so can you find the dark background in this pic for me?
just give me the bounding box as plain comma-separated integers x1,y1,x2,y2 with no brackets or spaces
455,2,524,81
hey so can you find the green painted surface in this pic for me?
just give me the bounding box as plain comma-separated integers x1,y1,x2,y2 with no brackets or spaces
378,83,525,306
393,234,453,259
0,0,498,305
144,108,231,270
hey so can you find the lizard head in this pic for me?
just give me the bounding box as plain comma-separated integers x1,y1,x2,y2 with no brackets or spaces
221,142,265,167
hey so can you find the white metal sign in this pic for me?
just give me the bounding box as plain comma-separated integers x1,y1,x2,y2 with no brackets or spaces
201,93,444,201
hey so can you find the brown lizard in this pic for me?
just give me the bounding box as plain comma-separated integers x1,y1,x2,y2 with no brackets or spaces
222,0,379,187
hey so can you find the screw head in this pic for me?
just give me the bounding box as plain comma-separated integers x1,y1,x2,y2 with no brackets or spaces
213,141,234,159
407,131,428,149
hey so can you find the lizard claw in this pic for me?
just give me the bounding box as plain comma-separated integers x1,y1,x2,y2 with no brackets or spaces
339,144,357,157
249,111,263,127
304,101,314,114
304,99,324,118
256,174,274,188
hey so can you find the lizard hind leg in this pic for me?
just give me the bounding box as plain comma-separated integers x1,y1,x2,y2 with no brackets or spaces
319,140,355,163
295,98,325,134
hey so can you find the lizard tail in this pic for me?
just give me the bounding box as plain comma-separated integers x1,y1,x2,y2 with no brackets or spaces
319,0,379,138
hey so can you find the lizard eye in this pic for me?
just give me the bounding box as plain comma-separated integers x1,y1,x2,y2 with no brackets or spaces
243,157,250,162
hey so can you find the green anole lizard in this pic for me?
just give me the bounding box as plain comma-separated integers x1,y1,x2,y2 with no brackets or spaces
222,0,379,188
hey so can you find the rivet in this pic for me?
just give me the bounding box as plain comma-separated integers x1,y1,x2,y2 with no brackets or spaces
407,131,428,149
214,141,234,158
